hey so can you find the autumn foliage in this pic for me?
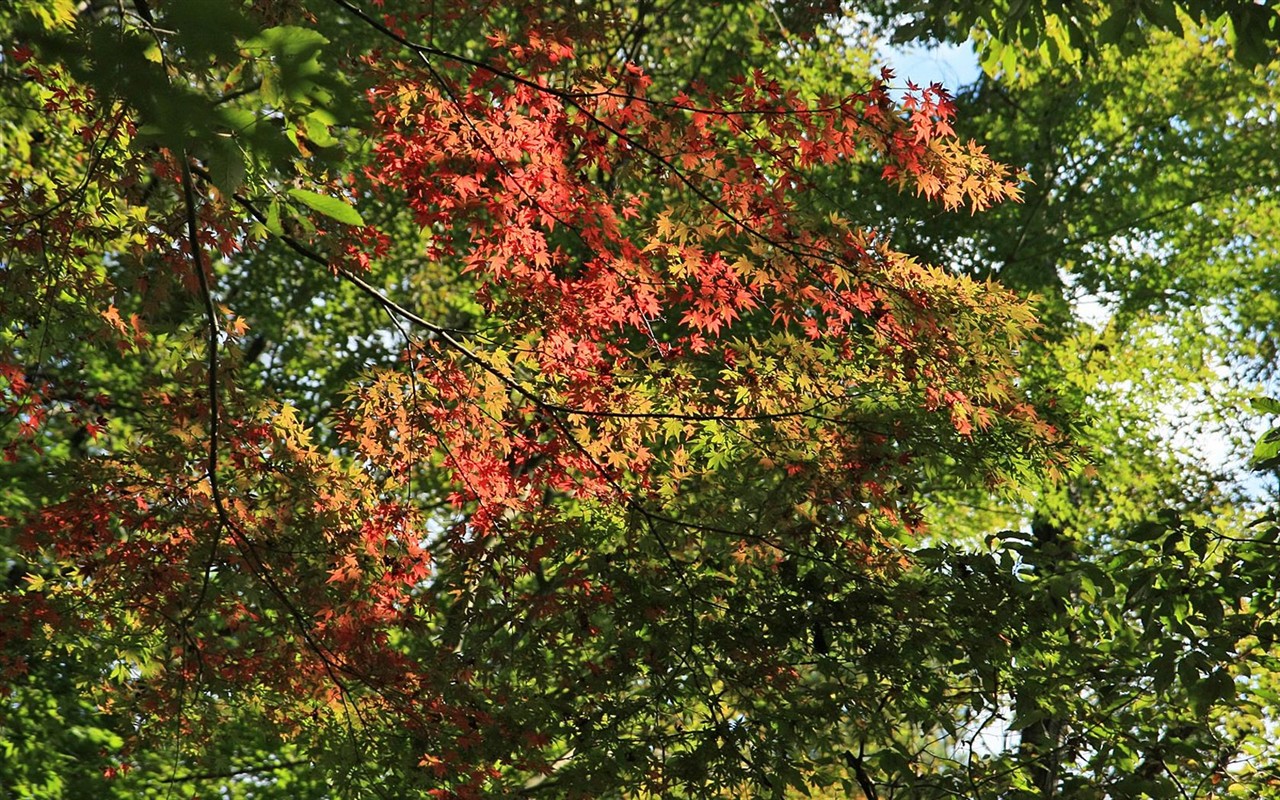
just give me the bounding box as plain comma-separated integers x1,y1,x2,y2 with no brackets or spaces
1,1,1066,796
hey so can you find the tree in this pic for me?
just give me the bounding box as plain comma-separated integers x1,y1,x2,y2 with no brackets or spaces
829,14,1280,799
1,1,1061,797
4,1,1279,798
883,0,1280,70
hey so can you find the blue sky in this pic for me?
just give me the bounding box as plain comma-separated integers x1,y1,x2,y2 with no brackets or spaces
878,40,982,92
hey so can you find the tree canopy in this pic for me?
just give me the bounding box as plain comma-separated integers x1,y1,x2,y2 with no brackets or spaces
2,1,1279,798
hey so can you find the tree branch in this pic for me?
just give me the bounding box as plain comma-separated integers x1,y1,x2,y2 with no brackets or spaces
156,758,312,784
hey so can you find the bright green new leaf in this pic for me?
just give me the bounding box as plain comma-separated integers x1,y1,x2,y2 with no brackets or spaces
287,188,364,227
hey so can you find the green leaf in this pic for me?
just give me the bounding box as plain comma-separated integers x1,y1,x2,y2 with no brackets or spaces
246,25,330,61
1130,519,1168,542
1008,707,1047,731
1230,8,1276,67
1250,397,1280,415
1190,668,1234,716
303,110,339,149
245,26,331,107
265,201,284,236
287,189,364,227
207,137,246,196
1139,0,1182,33
165,0,253,63
1253,426,1280,468
1098,10,1130,45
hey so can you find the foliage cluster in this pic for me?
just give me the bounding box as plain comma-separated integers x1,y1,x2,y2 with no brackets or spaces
2,0,1279,798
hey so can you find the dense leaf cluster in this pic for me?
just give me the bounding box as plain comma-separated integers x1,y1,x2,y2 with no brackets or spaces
2,1,1278,798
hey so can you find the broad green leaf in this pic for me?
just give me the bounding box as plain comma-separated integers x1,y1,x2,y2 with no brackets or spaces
206,137,246,196
265,201,284,236
1250,396,1280,414
1130,519,1169,542
287,188,364,227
